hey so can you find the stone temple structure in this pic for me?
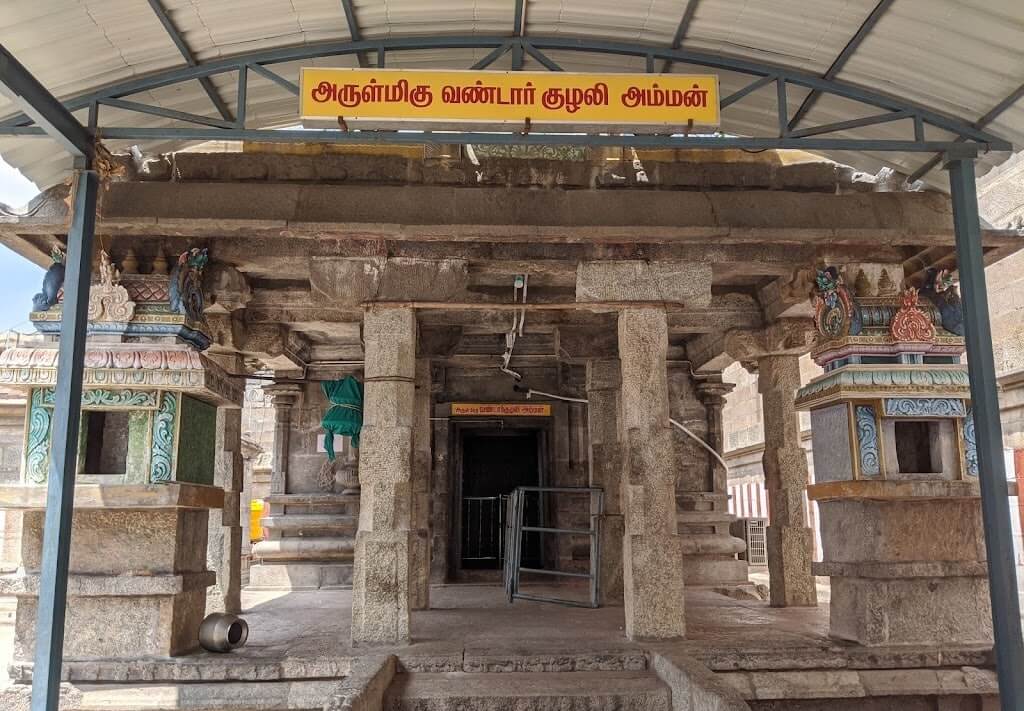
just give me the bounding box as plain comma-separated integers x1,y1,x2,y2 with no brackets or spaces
0,248,244,660
0,146,1020,709
797,264,991,646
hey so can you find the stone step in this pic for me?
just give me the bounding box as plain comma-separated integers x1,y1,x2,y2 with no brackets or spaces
264,493,359,507
260,514,358,532
385,671,671,711
251,537,355,561
0,679,339,711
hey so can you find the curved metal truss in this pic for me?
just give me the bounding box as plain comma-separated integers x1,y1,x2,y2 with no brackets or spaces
0,35,1013,158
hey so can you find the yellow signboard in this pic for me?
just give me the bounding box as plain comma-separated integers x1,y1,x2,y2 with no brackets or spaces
451,403,552,417
300,68,719,127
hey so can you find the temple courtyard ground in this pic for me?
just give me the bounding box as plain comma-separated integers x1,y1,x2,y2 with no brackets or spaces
1,581,1018,709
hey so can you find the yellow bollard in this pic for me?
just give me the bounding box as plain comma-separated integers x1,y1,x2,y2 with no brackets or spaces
249,499,264,543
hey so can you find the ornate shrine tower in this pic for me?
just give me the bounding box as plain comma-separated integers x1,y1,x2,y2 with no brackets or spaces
796,263,993,646
0,249,242,660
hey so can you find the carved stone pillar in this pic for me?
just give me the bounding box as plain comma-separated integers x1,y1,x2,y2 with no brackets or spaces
206,406,244,614
618,308,687,640
409,357,432,610
266,385,301,504
586,358,624,605
758,354,817,607
351,307,416,645
671,369,748,589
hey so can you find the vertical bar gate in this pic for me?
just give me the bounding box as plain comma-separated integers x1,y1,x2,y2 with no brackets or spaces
503,486,604,608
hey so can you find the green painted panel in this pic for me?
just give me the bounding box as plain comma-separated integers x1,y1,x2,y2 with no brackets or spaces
24,389,52,484
124,411,153,484
175,395,216,486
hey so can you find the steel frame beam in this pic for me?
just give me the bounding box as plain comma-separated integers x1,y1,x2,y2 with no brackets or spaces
945,153,1024,711
909,79,1024,184
512,0,527,70
0,125,987,153
0,34,1009,152
145,0,234,122
29,169,98,711
340,0,369,68
788,0,895,130
0,44,93,160
660,0,701,73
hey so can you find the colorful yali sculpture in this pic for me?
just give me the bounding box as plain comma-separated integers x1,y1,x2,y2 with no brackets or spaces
812,266,862,339
169,248,209,322
920,267,965,336
31,247,66,312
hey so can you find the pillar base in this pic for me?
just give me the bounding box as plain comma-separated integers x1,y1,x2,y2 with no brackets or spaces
813,488,992,646
622,533,686,641
596,514,624,606
677,493,749,587
767,525,818,607
815,562,992,646
350,530,411,646
0,483,221,660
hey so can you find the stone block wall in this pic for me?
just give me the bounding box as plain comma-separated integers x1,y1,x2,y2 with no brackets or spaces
0,388,26,572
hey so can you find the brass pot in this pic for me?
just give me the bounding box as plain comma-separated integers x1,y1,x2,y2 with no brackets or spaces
198,613,249,653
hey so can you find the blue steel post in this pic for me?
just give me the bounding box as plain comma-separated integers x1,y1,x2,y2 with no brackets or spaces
945,153,1024,711
30,169,98,711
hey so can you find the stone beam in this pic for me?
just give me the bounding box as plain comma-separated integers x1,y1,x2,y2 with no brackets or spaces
577,261,713,307
80,182,997,242
689,318,816,374
310,257,469,306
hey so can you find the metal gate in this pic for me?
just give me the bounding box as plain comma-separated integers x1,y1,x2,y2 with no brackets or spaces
741,517,768,566
503,486,604,608
461,495,508,564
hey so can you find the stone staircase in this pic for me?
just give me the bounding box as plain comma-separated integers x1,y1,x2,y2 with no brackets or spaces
384,671,671,711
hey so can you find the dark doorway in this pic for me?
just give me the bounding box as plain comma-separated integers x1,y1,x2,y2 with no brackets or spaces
460,430,542,570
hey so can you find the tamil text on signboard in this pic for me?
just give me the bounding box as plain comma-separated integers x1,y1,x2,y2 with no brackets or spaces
450,403,552,417
300,68,719,127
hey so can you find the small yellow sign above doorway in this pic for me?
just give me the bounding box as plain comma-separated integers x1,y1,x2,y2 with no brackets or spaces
451,403,552,417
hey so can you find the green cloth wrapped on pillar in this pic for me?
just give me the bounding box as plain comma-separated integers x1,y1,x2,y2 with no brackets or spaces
321,376,363,459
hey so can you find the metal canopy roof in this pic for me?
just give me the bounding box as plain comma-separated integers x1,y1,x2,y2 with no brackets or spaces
0,0,1022,191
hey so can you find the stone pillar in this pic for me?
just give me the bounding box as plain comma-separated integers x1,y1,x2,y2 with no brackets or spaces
586,358,624,605
618,308,687,640
351,307,416,645
757,354,817,607
266,385,301,503
671,368,748,589
410,357,432,610
207,406,245,614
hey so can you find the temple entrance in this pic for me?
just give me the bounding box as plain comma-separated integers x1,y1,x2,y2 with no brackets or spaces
457,429,543,572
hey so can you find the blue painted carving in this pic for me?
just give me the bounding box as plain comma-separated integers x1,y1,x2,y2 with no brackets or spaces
150,392,178,483
32,320,211,351
855,405,881,477
41,388,158,409
31,247,66,312
921,267,964,337
964,409,978,477
883,398,967,418
169,248,209,322
25,389,52,484
813,266,862,339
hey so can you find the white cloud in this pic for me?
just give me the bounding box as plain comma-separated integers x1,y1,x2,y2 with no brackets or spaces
0,156,39,209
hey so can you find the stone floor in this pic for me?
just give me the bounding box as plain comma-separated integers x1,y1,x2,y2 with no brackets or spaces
207,580,981,672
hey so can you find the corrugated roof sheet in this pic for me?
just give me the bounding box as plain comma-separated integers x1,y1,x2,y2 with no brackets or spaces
1,0,1021,190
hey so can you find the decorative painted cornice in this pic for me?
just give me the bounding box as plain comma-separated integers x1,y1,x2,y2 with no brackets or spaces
795,364,970,410
0,346,242,405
